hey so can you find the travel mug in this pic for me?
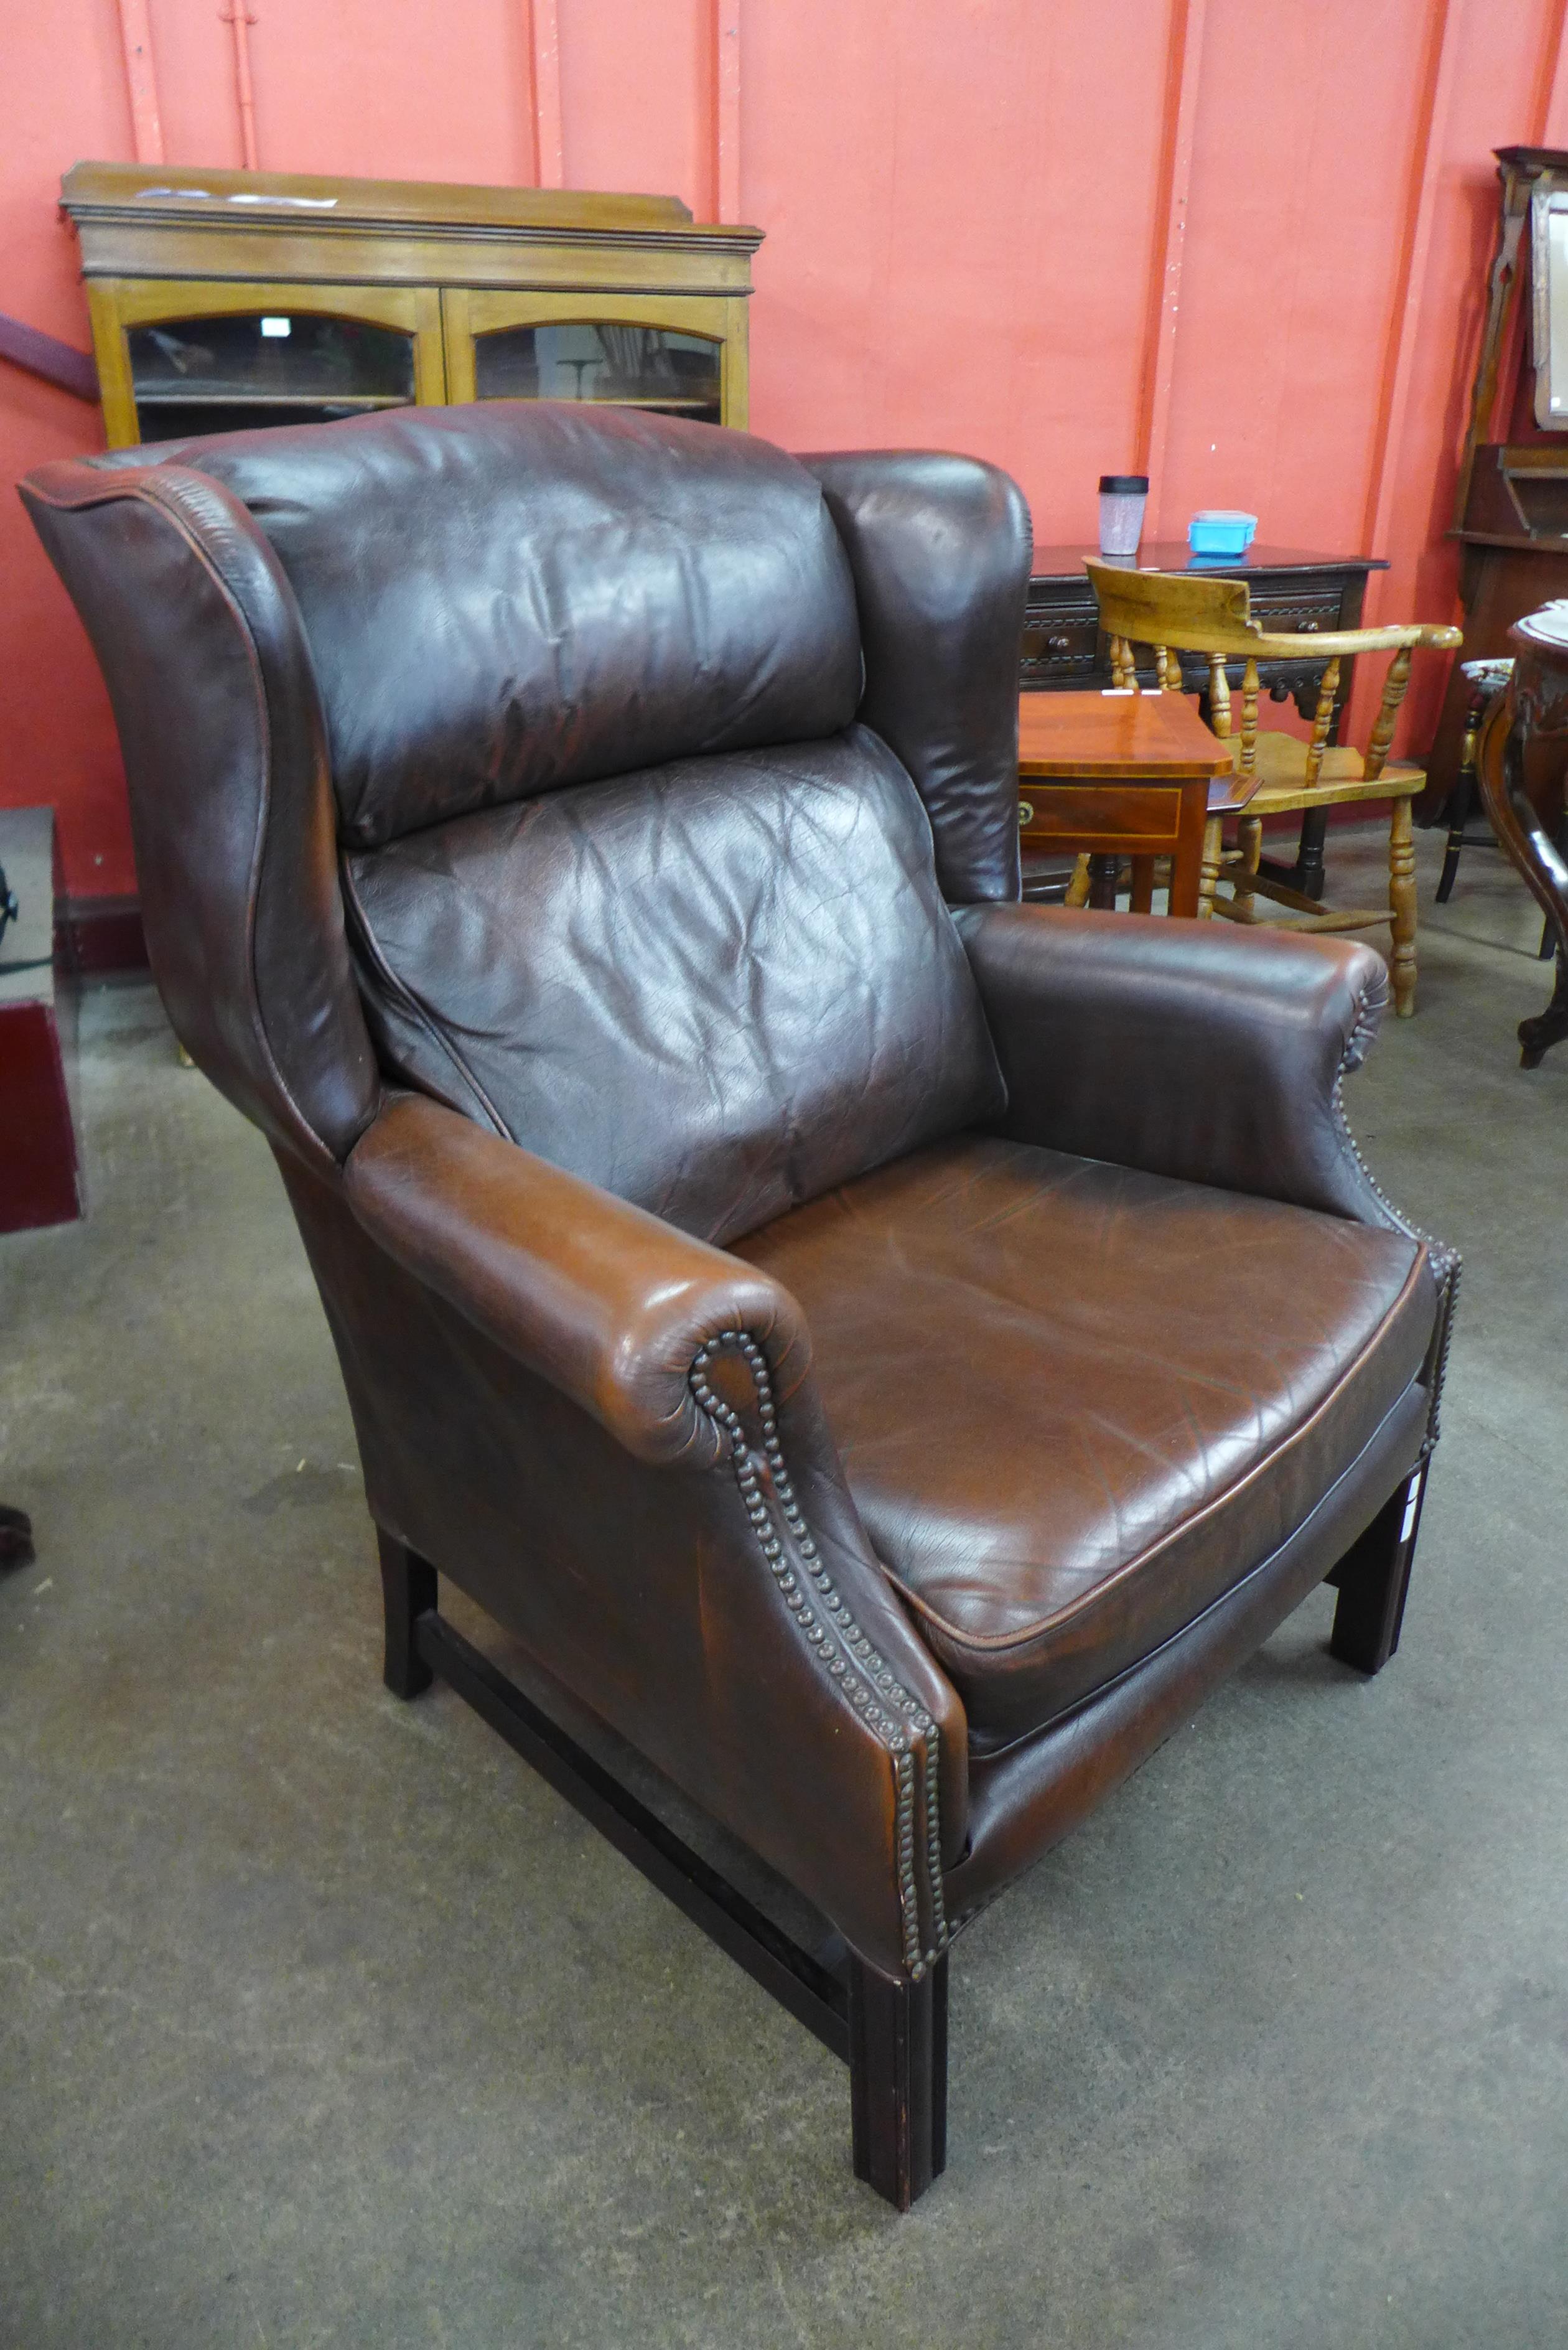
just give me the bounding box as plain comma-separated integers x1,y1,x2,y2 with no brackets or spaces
1098,474,1149,558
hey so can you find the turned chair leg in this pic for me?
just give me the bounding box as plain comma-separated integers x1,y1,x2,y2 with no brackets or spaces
1389,796,1417,1018
1328,1462,1428,1675
848,1952,948,2210
378,1530,437,1698
1065,853,1092,909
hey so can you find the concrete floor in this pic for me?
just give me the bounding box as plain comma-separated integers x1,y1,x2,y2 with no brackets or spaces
3,825,1566,2349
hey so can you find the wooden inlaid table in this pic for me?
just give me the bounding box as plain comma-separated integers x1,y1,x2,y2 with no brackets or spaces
1017,690,1243,919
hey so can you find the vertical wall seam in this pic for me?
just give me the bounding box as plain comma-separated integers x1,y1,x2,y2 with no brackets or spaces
220,3,262,171
716,0,742,225
531,0,565,188
1134,0,1206,531
1360,0,1465,592
1532,0,1568,144
114,0,166,166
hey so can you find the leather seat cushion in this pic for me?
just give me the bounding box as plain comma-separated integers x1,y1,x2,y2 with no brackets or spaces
344,726,1004,1247
735,1135,1435,1748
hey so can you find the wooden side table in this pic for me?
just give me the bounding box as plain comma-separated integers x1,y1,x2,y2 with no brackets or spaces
1017,691,1240,919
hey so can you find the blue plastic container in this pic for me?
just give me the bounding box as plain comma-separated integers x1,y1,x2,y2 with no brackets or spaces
1188,510,1258,558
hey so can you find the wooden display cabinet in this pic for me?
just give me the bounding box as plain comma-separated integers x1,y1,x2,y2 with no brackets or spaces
61,162,762,449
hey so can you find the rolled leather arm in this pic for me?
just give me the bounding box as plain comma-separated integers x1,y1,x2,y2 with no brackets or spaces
344,1092,812,1471
341,1090,966,1977
953,902,1401,1224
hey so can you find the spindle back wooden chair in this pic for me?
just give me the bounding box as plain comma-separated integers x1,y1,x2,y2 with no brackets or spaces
1083,561,1461,1015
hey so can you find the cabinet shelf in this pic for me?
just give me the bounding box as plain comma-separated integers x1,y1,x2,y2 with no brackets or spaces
134,388,414,409
563,396,717,412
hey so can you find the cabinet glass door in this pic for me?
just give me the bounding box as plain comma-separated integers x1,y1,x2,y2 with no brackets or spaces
128,312,415,441
443,289,747,427
91,281,445,447
474,322,721,422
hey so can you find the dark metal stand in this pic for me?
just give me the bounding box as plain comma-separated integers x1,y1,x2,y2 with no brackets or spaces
375,1532,948,2208
1326,1464,1427,1675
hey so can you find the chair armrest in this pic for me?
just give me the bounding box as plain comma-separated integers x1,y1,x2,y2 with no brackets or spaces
953,902,1400,1224
341,1093,968,1978
1083,563,1462,663
343,1093,808,1471
1234,620,1462,661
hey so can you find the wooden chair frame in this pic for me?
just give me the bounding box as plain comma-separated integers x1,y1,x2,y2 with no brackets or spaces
1084,563,1460,1014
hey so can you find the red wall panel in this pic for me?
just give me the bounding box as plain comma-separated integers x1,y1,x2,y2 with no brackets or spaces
2,0,1565,897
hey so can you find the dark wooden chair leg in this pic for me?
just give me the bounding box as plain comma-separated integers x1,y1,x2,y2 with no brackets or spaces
1327,1463,1427,1675
1087,853,1121,911
848,1951,948,2209
1294,805,1328,901
377,1530,437,1698
1435,769,1474,903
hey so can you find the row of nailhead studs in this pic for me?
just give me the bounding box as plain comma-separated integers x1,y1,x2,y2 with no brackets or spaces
1419,1257,1461,1456
706,1329,949,1959
1330,1051,1460,1449
688,1334,928,1974
688,1331,948,1975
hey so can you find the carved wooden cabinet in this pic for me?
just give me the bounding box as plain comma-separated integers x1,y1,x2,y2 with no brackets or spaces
1023,543,1385,713
61,162,762,450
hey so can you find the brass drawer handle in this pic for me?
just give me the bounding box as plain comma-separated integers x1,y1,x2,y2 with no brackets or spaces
1019,799,1034,826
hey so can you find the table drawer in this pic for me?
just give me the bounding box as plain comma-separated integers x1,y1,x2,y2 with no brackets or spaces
1017,782,1187,851
1243,589,1343,634
1020,604,1100,687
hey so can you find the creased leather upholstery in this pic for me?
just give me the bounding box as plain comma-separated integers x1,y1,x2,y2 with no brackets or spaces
345,726,1004,1244
955,901,1400,1217
945,1374,1432,1917
344,1092,814,1471
20,464,378,1169
737,1135,1435,1746
802,451,1032,904
95,403,864,848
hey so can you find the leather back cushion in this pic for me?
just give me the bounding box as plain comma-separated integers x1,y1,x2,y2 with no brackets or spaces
156,403,864,848
343,726,1005,1245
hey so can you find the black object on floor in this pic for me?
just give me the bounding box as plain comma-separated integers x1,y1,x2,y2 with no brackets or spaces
0,1504,35,1568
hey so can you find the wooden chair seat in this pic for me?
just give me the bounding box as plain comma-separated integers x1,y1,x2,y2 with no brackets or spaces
1229,734,1427,813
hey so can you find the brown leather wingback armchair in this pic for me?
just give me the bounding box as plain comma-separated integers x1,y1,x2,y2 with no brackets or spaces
22,405,1457,2209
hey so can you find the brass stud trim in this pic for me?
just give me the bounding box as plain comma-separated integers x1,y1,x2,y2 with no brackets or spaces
689,1331,948,1976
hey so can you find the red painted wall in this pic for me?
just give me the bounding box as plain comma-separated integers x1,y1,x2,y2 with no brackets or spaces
4,0,1567,902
